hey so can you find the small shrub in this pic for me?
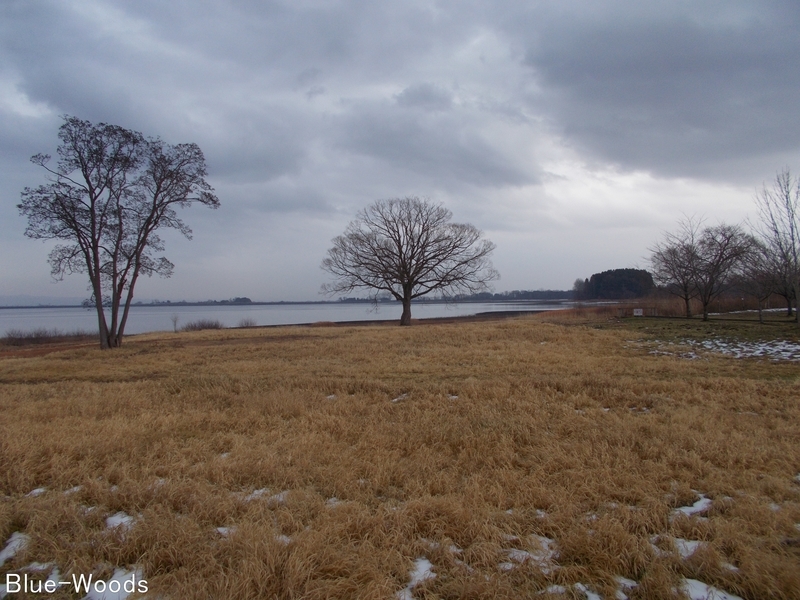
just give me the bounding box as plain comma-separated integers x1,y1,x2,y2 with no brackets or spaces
237,317,257,328
181,319,224,332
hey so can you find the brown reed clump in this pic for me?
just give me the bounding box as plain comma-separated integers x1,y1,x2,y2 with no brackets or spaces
0,315,798,599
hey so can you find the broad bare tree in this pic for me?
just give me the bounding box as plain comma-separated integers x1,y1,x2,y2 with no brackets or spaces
753,168,800,323
651,218,753,320
19,116,220,348
693,224,754,320
322,197,498,325
650,217,701,317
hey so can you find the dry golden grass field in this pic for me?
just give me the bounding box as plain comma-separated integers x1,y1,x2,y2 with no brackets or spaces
1,312,799,599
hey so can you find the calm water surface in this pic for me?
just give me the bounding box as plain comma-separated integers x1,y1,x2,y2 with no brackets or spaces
0,301,570,336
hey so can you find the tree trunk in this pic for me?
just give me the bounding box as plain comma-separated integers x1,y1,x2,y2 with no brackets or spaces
684,296,692,318
400,296,412,326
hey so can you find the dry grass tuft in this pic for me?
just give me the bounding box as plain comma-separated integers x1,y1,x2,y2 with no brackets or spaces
1,315,798,598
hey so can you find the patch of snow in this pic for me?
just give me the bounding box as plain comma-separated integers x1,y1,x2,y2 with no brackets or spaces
672,494,712,518
602,407,611,412
268,491,288,505
574,582,602,600
0,532,30,566
243,488,269,501
26,487,46,497
535,509,548,519
24,562,55,571
615,576,638,600
326,497,341,507
682,338,800,362
448,395,459,400
65,486,83,495
392,393,409,403
501,535,557,574
769,502,781,511
219,452,230,459
649,536,670,558
216,527,236,536
537,584,567,595
674,538,705,559
575,409,586,414
722,562,740,573
106,512,135,530
794,473,800,484
326,394,336,400
396,557,435,599
681,578,744,600
81,567,143,600
275,534,291,545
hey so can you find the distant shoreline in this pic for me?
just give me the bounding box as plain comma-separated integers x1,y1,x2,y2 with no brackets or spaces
0,298,573,310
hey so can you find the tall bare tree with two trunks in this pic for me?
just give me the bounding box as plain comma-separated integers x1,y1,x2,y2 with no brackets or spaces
19,116,220,348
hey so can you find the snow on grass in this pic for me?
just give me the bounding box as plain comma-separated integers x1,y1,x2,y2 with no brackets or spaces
537,584,567,595
391,393,409,403
650,535,707,559
672,493,712,519
0,532,30,566
574,582,601,599
216,527,236,536
500,535,557,574
242,488,269,501
81,567,143,600
325,394,336,400
674,539,705,559
651,338,800,361
26,487,46,497
396,557,435,599
614,576,638,600
681,578,744,600
275,534,291,545
696,338,800,361
268,491,289,505
105,512,135,530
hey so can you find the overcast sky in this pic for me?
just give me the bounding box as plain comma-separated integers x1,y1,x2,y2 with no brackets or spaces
2,0,799,303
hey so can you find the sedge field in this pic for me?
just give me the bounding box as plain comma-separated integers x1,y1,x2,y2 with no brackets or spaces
0,313,799,599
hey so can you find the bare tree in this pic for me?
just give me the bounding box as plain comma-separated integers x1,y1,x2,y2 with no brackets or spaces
693,224,754,321
733,237,781,323
650,217,701,317
19,116,220,348
321,197,498,325
753,168,800,323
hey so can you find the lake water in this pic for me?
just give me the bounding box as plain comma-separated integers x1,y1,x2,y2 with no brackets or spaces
0,301,571,337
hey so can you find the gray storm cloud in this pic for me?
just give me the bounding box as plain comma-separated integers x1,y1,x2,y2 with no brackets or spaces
1,0,798,302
